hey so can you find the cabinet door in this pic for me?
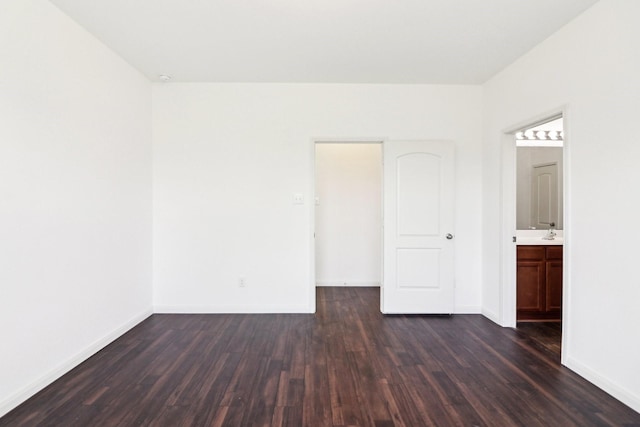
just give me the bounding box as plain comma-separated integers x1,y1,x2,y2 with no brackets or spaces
517,245,551,321
517,260,545,313
546,260,563,312
517,247,546,316
545,246,563,313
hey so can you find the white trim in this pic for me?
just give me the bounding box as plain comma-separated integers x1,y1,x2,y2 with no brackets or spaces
0,308,153,418
503,110,564,135
454,306,482,314
314,137,386,144
309,138,317,313
154,304,312,314
516,140,563,147
565,355,640,413
559,109,572,366
481,308,501,324
316,281,381,287
500,131,517,327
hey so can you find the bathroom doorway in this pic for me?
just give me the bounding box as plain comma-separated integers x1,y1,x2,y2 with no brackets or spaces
512,116,565,355
499,111,569,363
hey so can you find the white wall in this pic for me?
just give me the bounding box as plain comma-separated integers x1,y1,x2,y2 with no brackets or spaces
152,83,483,313
482,0,640,412
315,143,382,287
0,0,153,416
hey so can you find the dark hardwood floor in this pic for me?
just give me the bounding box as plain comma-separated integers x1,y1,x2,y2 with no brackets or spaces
515,321,563,361
2,287,639,426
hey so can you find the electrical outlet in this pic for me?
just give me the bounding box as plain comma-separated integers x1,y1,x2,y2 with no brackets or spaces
239,277,246,287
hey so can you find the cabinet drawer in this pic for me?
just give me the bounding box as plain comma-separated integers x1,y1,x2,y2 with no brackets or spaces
546,246,563,260
517,246,545,261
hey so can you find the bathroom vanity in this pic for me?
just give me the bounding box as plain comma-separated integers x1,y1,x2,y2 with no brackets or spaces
516,231,563,322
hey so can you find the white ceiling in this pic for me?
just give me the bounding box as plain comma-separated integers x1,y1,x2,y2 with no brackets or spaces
49,0,599,84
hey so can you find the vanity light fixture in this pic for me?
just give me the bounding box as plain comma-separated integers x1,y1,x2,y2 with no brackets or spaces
515,116,564,146
516,130,563,142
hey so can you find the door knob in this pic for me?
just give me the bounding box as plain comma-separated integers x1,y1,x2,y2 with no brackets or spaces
446,233,454,240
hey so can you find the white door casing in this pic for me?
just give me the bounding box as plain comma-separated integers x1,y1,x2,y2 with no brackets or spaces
382,140,455,314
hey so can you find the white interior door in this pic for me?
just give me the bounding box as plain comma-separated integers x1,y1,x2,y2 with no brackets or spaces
531,162,558,229
382,140,455,314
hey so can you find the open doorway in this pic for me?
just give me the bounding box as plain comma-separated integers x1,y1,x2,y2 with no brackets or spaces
313,139,456,314
515,117,564,322
314,142,382,293
510,115,565,357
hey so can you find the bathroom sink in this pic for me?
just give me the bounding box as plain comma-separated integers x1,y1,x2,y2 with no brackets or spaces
515,230,564,245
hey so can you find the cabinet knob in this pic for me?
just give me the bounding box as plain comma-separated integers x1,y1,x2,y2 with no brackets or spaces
446,233,454,240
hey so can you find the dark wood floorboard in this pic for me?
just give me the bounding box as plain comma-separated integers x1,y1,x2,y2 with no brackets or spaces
515,321,563,361
2,287,639,426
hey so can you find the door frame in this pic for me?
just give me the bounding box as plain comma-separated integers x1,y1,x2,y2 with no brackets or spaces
309,138,386,313
500,107,570,363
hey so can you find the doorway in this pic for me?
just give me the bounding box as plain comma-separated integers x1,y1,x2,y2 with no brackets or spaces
313,139,457,314
501,113,567,358
314,142,383,291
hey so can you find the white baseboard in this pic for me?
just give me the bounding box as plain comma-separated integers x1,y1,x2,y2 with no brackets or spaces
564,355,640,414
153,304,313,314
481,308,501,325
316,281,381,287
454,305,482,314
0,308,153,418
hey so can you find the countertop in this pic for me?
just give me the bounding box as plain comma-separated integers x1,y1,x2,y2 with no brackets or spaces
516,230,564,246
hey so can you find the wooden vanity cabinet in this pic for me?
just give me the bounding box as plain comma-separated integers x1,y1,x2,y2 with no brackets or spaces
517,245,563,321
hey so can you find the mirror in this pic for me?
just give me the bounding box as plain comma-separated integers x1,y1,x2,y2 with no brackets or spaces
516,118,563,230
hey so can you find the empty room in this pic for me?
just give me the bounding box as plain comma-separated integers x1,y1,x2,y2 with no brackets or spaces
1,0,639,425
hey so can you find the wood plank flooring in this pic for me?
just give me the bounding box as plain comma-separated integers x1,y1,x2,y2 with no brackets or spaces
515,321,563,360
2,287,639,426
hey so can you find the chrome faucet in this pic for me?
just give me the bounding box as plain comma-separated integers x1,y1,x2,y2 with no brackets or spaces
543,222,556,240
